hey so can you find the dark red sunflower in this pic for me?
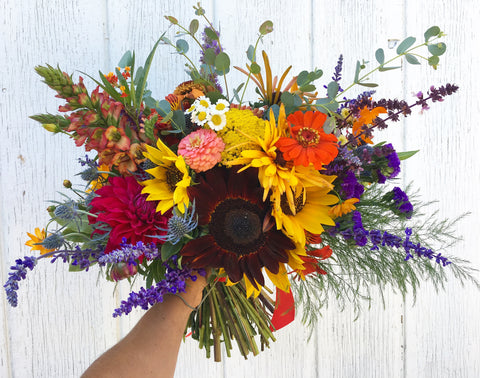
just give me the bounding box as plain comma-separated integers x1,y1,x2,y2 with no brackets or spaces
180,167,296,289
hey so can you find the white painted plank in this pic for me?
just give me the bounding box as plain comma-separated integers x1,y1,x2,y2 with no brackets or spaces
0,1,117,377
401,0,480,377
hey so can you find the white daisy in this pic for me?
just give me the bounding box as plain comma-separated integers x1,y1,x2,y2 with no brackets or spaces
207,112,227,131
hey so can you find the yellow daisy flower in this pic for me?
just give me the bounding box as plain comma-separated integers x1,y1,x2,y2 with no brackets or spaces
141,138,192,214
25,228,55,255
329,197,360,218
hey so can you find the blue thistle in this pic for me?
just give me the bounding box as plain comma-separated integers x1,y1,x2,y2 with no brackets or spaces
156,202,198,245
53,202,78,221
41,233,65,249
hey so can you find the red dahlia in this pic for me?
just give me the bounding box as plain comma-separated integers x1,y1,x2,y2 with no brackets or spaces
89,176,169,253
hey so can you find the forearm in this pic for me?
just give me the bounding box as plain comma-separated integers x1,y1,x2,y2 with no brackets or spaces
82,278,205,378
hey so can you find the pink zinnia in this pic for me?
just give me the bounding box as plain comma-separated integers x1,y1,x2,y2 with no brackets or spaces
89,176,170,253
178,129,225,172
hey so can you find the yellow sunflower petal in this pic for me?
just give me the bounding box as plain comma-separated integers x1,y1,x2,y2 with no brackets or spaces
266,264,291,293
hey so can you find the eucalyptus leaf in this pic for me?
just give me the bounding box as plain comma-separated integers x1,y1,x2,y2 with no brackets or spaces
266,104,280,120
171,110,186,131
358,82,379,88
161,111,173,124
176,39,189,54
378,65,401,72
428,55,440,67
189,19,199,35
405,54,421,65
259,20,273,35
323,117,337,134
327,81,339,99
428,42,446,56
424,26,441,42
310,69,323,81
165,16,178,24
299,84,315,93
246,45,255,62
281,92,294,106
396,36,416,54
293,94,303,107
316,98,339,113
375,48,385,65
250,62,261,74
204,48,216,65
215,52,230,72
157,99,172,116
205,27,219,41
297,70,309,87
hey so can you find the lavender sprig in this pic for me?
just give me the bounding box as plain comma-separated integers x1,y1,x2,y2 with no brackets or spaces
3,256,37,307
4,247,103,307
112,259,204,317
337,211,451,266
97,238,159,265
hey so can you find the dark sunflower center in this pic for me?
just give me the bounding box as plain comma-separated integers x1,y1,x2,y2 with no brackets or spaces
166,165,183,192
297,127,320,147
274,150,288,167
210,198,265,256
280,191,305,216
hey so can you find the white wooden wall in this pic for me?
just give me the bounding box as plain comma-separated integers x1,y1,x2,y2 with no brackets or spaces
1,1,479,377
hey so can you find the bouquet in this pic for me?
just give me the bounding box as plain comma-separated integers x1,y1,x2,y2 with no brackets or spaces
4,4,478,361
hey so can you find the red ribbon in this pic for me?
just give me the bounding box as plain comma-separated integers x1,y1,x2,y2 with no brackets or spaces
269,287,295,331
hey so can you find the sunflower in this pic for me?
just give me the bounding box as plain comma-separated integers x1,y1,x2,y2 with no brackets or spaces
271,178,338,246
141,138,192,214
276,110,339,169
25,227,55,255
180,167,296,294
228,105,297,200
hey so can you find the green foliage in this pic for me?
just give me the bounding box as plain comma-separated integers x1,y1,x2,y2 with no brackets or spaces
281,92,302,114
396,36,416,54
259,20,273,35
144,114,157,141
215,52,230,74
293,184,479,333
161,241,183,262
189,19,199,35
176,39,189,54
397,150,419,160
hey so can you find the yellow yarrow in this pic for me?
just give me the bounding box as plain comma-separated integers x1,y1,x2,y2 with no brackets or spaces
217,108,265,164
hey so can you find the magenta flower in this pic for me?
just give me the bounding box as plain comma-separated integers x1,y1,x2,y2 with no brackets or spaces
89,176,170,253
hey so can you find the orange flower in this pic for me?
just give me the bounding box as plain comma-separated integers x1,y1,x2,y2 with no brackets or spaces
276,111,338,169
329,197,360,218
296,246,332,279
352,106,386,144
25,228,55,255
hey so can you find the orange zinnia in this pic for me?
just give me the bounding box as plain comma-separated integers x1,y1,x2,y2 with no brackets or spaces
275,111,338,169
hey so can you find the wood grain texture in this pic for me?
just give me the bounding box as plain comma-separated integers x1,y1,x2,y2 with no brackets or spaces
0,0,478,377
